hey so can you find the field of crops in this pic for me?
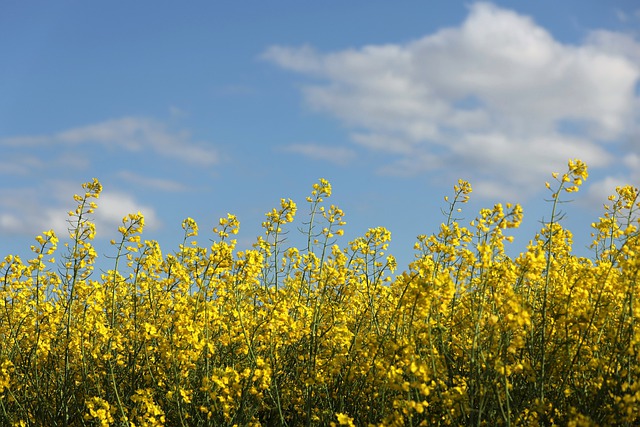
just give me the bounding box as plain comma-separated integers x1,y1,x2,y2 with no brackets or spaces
1,159,640,426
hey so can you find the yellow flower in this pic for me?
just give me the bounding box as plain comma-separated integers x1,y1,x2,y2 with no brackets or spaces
335,413,355,426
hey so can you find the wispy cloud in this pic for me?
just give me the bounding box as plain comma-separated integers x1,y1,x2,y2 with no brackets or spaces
0,116,211,239
0,181,160,240
614,7,640,24
263,2,640,200
1,116,219,167
0,155,44,176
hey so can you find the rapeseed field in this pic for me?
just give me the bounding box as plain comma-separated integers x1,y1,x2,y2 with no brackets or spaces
1,159,639,426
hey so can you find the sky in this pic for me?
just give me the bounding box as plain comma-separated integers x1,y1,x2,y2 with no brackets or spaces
1,0,639,272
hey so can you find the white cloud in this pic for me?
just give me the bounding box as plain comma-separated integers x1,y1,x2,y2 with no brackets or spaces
0,117,206,241
584,176,630,209
0,187,50,236
0,213,21,231
623,152,640,170
263,2,640,200
0,116,219,166
282,143,357,165
94,191,160,234
0,182,159,241
584,153,640,209
61,117,219,165
586,30,640,68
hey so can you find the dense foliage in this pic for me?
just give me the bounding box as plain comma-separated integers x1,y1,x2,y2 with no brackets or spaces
2,160,640,426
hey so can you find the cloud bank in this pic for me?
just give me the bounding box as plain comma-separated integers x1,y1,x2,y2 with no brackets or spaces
264,2,640,200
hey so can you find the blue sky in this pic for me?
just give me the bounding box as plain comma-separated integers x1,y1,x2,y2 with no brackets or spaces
1,0,639,271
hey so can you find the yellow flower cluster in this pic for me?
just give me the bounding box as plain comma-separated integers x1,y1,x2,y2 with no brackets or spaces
2,160,640,425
